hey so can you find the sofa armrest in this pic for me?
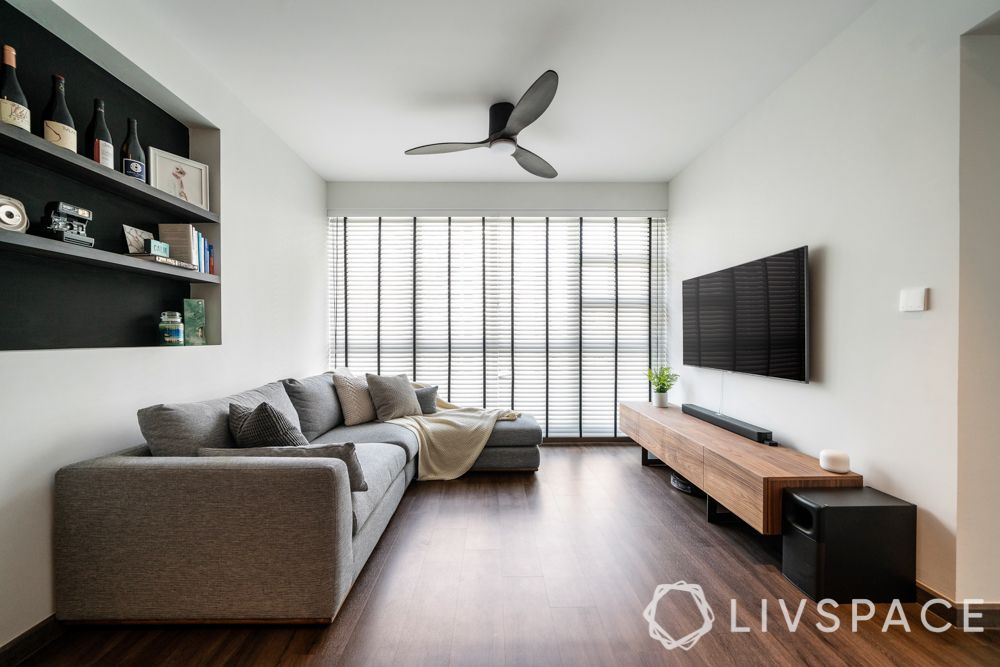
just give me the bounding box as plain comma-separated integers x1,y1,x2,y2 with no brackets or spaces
55,454,354,622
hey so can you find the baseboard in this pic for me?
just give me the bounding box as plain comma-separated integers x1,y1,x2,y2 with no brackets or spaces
916,582,1000,629
0,615,63,667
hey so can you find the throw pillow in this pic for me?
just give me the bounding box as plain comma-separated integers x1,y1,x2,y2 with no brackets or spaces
366,373,422,421
228,402,310,448
281,373,343,440
415,386,439,414
332,373,377,426
197,442,368,492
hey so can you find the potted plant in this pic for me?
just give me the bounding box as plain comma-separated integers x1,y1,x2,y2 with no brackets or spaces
647,367,679,408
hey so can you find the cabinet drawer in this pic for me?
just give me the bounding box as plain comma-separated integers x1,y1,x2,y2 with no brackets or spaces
638,414,704,487
703,450,764,532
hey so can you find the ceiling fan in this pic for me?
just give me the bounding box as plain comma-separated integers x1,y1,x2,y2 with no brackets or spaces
404,70,559,179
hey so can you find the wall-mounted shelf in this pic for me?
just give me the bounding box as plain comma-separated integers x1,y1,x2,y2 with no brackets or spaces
0,122,218,225
0,232,220,284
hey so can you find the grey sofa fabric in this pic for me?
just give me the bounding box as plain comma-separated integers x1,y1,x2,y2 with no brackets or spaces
352,468,408,581
312,422,419,461
366,373,422,421
137,382,301,456
54,449,354,621
199,442,368,492
484,414,543,448
282,373,343,439
350,443,406,534
471,445,541,470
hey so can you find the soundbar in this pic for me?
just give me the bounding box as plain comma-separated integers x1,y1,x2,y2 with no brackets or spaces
681,404,775,445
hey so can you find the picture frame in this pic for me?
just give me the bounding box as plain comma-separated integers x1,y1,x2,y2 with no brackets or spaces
148,147,210,211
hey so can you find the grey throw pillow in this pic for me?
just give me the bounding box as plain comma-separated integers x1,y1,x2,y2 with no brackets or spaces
282,373,343,440
198,442,368,492
366,373,422,421
229,402,310,448
415,386,438,414
332,373,377,425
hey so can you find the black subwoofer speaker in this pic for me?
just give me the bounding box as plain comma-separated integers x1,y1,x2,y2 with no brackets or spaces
782,487,916,603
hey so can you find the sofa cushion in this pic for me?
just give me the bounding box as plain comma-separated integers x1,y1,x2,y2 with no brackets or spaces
332,374,377,426
312,422,419,461
351,443,406,534
282,373,343,439
366,373,422,421
415,386,438,414
485,414,543,448
137,382,301,457
229,402,311,448
197,442,368,492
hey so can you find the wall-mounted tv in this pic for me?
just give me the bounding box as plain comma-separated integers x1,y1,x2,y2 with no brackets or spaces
682,246,809,382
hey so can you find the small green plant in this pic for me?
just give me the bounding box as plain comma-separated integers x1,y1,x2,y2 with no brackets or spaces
647,367,679,393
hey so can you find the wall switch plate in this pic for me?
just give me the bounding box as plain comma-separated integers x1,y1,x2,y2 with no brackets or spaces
899,287,928,312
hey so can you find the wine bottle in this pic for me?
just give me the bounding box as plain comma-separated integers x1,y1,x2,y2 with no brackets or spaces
43,74,77,151
85,99,114,168
121,118,146,182
0,45,30,131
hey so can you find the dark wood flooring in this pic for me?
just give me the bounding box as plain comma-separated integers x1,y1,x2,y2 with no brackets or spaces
23,445,1000,666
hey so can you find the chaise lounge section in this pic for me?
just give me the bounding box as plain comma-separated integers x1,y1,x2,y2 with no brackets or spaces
53,373,541,623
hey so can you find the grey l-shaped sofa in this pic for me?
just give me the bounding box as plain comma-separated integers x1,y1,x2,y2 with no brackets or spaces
54,373,541,623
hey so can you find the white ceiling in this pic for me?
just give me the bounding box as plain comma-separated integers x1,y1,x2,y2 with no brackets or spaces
132,0,873,182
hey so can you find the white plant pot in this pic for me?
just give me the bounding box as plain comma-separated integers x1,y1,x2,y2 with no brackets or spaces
652,392,669,408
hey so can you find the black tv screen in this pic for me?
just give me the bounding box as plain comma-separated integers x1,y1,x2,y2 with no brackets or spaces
682,247,809,382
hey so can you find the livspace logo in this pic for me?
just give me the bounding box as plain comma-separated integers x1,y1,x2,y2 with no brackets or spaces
644,582,986,651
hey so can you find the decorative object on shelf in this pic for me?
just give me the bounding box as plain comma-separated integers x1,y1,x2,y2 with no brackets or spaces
85,99,113,168
133,254,196,270
819,449,851,474
647,366,679,408
120,118,146,181
0,194,28,233
158,223,199,268
1,45,30,131
43,74,76,151
159,311,184,346
183,298,205,346
40,201,93,247
149,147,210,210
144,238,170,257
122,224,153,254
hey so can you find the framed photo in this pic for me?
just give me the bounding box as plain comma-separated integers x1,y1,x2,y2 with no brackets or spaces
122,224,153,254
148,148,210,211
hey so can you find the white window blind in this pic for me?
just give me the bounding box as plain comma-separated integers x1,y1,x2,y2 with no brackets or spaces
329,216,667,438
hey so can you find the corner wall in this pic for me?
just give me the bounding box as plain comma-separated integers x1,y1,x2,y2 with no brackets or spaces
0,0,328,646
667,0,1000,600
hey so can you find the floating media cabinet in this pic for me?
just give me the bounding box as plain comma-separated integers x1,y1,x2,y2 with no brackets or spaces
619,402,863,534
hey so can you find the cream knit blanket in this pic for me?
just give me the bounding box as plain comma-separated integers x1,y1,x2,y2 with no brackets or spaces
388,390,519,481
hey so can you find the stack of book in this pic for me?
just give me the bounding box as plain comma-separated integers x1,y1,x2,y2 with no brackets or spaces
157,224,215,274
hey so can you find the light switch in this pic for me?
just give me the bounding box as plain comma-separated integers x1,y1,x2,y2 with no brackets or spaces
899,287,928,312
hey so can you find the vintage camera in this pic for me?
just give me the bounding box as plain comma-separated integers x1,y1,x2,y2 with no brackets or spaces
41,201,94,247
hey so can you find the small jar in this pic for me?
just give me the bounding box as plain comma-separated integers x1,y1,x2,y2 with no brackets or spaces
159,311,184,346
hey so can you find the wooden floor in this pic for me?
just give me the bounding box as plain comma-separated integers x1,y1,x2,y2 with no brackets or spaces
25,445,1000,666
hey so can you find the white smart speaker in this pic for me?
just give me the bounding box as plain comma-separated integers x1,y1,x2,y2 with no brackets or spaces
819,449,850,474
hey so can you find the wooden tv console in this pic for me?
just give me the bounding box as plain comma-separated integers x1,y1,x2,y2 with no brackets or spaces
619,402,863,534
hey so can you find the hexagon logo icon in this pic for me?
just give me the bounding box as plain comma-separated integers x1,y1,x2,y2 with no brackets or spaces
643,581,715,651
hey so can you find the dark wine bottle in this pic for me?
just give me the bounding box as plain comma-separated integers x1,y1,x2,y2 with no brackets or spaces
1,45,30,131
85,99,114,168
121,118,146,182
43,74,77,151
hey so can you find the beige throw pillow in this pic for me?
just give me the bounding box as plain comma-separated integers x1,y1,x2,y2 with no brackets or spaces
366,373,422,421
332,373,377,425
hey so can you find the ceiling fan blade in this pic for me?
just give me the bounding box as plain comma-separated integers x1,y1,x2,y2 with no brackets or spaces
404,141,488,155
512,146,557,179
502,70,558,136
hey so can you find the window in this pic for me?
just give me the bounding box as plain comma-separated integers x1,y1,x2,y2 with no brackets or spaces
329,216,667,437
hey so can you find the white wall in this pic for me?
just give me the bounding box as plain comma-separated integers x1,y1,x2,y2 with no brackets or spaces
667,0,1000,601
328,181,669,217
957,35,1000,602
0,0,328,646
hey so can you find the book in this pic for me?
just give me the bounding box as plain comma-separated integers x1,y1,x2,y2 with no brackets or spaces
130,254,197,270
158,224,198,265
183,298,206,345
